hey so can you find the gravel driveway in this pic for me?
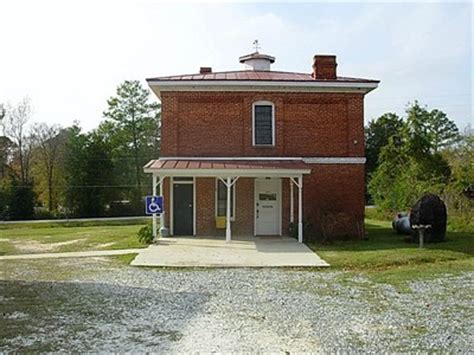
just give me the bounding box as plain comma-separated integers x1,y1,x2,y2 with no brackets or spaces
0,257,472,353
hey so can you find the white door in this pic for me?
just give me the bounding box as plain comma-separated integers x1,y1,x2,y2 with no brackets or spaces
255,178,281,235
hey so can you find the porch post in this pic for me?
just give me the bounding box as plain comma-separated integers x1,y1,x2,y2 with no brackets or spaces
159,177,165,236
298,175,303,243
152,174,158,242
290,179,294,224
226,176,231,242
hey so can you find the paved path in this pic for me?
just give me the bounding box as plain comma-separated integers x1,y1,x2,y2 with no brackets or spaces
1,237,329,267
0,216,148,225
0,249,141,260
131,236,329,267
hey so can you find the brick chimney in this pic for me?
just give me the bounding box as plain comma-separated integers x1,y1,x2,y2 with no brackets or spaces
200,67,212,74
312,55,337,80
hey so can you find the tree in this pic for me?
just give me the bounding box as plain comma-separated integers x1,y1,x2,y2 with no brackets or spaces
404,101,460,155
64,126,116,217
5,174,35,220
368,139,445,212
0,172,35,220
102,80,160,207
2,98,34,184
368,102,456,213
443,128,474,197
365,113,405,176
0,136,13,179
31,122,67,211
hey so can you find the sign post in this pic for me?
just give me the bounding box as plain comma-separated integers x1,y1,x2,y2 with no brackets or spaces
412,224,431,249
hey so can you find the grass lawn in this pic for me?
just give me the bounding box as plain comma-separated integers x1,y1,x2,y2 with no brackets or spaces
0,219,150,255
1,217,472,290
309,218,473,288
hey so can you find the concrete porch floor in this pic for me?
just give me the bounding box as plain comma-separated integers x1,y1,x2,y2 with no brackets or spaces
131,236,329,267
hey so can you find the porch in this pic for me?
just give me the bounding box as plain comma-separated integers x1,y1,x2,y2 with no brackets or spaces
131,235,329,267
144,158,312,243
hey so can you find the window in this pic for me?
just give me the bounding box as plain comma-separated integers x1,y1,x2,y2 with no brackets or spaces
216,179,235,219
258,193,277,201
253,101,275,146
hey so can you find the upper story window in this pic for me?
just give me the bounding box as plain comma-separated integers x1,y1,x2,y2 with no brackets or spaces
252,101,275,146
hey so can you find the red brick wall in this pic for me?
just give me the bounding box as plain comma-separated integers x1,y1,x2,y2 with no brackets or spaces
194,177,254,236
158,90,366,239
195,178,215,235
161,171,364,239
160,91,365,158
303,164,365,239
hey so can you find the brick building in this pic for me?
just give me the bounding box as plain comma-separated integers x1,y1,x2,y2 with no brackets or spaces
144,51,379,242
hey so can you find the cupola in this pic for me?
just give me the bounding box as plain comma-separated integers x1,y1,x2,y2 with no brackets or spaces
239,40,275,71
239,52,275,71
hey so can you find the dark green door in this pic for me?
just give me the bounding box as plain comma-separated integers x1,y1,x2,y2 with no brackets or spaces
173,183,193,235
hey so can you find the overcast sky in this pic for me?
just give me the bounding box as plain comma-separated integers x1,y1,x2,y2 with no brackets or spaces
0,0,472,131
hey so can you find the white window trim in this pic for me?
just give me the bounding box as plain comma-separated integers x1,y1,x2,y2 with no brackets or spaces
252,100,275,147
215,178,236,221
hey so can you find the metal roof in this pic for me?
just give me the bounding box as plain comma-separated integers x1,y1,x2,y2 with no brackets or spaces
143,159,312,177
146,70,379,83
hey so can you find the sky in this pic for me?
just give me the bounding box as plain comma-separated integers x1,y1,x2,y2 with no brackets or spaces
0,0,472,131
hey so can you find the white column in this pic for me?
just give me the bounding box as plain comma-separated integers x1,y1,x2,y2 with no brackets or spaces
226,177,232,242
298,176,303,243
152,174,158,241
290,179,294,224
159,177,164,235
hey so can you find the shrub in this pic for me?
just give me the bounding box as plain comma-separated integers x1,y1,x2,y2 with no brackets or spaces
33,207,55,220
137,224,154,244
289,221,314,241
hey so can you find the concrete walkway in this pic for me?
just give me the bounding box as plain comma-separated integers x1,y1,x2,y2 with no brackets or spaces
0,237,329,267
0,249,141,260
131,236,329,267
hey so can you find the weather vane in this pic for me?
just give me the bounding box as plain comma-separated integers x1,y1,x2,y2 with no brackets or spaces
253,39,261,52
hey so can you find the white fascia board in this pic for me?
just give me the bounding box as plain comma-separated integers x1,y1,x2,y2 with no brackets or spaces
143,168,311,177
157,156,366,164
159,156,303,161
148,80,378,96
303,157,366,164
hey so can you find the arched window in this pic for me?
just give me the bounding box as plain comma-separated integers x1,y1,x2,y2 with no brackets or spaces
252,101,275,146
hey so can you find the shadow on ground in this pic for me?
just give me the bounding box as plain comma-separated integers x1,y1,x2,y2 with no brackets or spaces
0,279,210,352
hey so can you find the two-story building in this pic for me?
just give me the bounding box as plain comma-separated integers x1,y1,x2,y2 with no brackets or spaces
144,51,378,242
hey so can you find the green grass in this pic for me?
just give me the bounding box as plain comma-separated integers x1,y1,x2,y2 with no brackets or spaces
111,253,140,265
309,219,473,288
0,218,150,229
0,220,151,256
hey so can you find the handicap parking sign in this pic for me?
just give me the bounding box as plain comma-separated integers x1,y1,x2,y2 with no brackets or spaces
145,196,163,215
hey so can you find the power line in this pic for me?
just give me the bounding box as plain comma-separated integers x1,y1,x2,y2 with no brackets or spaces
367,93,471,101
6,184,149,189
366,103,472,110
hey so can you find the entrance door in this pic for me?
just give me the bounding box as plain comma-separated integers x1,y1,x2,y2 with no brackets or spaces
255,178,281,235
173,182,193,235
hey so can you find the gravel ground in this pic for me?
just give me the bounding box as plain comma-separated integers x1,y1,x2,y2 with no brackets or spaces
0,257,473,353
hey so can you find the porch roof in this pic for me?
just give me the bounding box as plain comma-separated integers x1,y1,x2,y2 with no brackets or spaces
144,158,311,177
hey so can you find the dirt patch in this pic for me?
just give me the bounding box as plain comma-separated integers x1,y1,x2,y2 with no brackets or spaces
96,242,116,249
12,239,87,254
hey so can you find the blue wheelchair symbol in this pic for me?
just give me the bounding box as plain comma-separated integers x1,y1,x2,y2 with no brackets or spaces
145,196,163,215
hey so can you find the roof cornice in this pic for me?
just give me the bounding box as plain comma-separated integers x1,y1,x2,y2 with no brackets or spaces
147,80,378,98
